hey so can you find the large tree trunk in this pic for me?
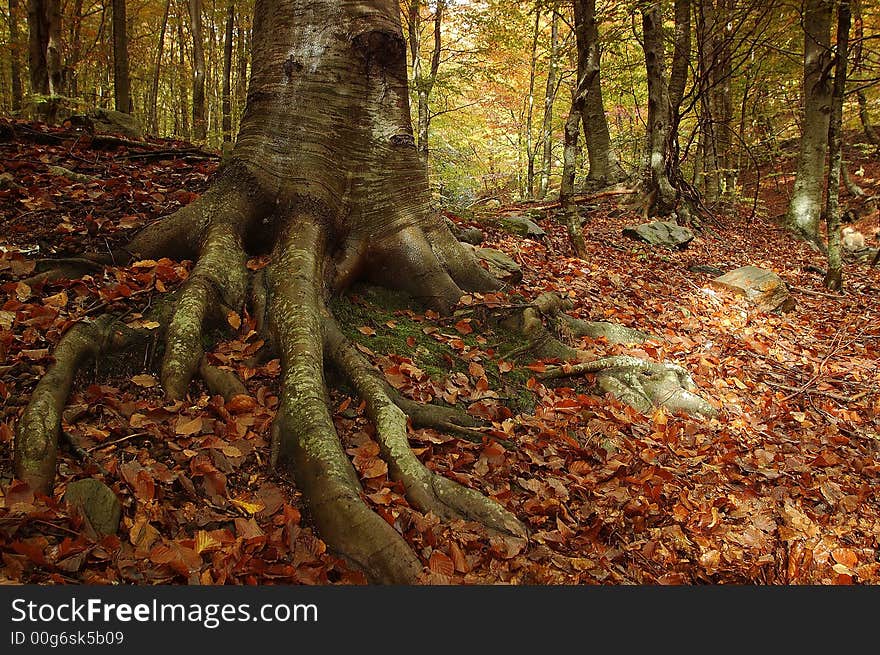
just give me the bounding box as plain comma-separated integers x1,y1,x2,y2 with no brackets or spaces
640,0,676,215
785,0,833,242
27,0,61,97
14,0,522,585
575,0,624,187
188,0,207,142
111,0,130,113
824,0,851,291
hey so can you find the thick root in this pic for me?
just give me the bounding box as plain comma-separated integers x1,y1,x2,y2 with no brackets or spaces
540,355,717,418
13,316,145,493
324,320,527,538
199,356,247,402
161,222,248,399
267,214,423,584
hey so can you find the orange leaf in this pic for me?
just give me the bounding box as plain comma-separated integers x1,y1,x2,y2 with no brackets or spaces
225,394,256,413
832,548,858,568
357,326,376,336
175,416,203,435
454,319,473,335
429,550,454,577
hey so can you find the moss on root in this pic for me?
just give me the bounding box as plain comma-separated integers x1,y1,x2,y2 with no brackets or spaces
330,284,536,414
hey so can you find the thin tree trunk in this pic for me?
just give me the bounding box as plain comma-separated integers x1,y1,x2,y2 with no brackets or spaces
824,0,850,291
188,0,207,142
851,0,878,145
65,0,83,97
149,0,170,133
8,0,23,112
222,0,234,142
561,87,587,258
537,10,559,200
785,0,833,242
525,8,540,198
177,9,190,139
112,0,130,113
577,0,623,186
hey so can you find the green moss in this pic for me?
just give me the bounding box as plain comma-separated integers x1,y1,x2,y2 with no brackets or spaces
330,284,537,414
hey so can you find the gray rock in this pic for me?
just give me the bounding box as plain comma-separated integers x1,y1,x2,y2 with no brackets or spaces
64,478,122,537
466,245,522,283
623,221,694,249
458,228,484,245
710,265,795,313
88,108,143,140
497,214,545,238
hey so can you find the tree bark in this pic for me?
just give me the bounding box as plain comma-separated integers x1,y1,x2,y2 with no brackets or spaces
188,0,207,142
111,0,130,113
408,0,443,168
222,0,234,142
16,0,521,585
785,0,833,242
575,0,624,187
824,0,850,291
525,8,540,198
9,0,24,112
537,9,559,200
176,9,190,139
640,0,677,215
150,0,171,134
27,0,60,97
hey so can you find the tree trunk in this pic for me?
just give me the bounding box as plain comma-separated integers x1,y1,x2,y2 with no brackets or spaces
15,0,523,585
852,0,879,145
785,0,833,243
112,0,130,113
150,0,171,134
222,0,234,142
188,0,207,142
640,0,677,215
176,10,190,139
560,84,588,258
525,8,540,198
575,0,624,187
8,0,24,112
537,9,559,200
824,0,850,291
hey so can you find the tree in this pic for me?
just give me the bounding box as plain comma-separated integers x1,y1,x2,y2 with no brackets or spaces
575,0,624,186
221,0,234,142
112,0,130,113
8,0,24,112
536,8,560,199
188,0,206,141
785,0,833,243
824,0,851,291
26,0,61,98
639,0,690,218
408,0,445,167
149,0,171,133
14,0,525,585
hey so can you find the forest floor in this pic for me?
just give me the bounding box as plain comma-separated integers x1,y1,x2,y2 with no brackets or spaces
0,119,878,585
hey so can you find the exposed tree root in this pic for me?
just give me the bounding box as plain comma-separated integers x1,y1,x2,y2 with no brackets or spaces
540,355,717,417
324,319,527,538
199,356,247,402
13,315,148,493
265,215,424,584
